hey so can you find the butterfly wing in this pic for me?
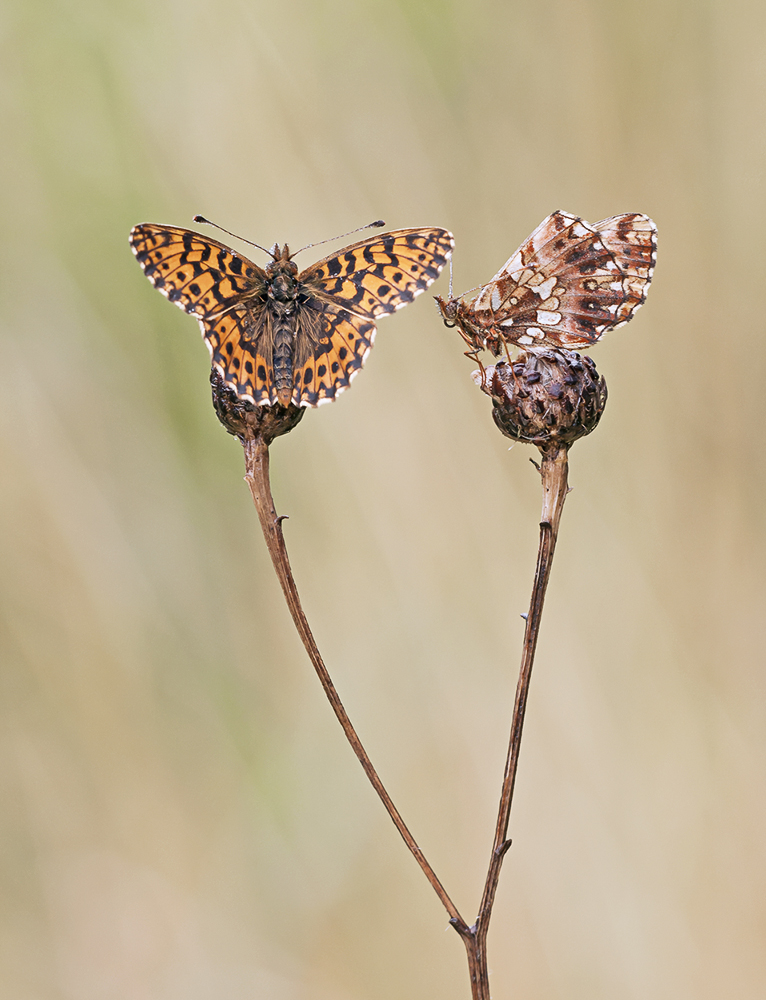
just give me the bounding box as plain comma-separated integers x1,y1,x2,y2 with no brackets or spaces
130,224,266,317
465,211,656,351
130,224,285,405
291,303,377,407
592,213,657,324
285,227,453,406
205,308,278,405
303,228,454,318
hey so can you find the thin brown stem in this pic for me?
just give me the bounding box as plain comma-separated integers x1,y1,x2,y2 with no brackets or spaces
459,444,570,999
242,432,467,930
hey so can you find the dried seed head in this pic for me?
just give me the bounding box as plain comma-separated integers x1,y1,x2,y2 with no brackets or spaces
210,368,305,444
477,348,607,450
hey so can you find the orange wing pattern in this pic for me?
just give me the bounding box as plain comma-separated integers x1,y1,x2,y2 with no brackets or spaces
129,225,266,314
129,224,274,400
436,211,656,355
130,223,453,408
305,229,456,317
293,303,378,407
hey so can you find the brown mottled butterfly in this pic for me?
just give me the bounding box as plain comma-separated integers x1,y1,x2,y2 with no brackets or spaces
435,210,656,355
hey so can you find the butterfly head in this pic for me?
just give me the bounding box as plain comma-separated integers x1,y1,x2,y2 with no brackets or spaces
435,293,493,356
265,244,299,278
434,294,458,327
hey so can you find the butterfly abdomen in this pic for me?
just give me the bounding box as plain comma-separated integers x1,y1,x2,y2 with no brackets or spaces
272,319,296,406
267,264,301,406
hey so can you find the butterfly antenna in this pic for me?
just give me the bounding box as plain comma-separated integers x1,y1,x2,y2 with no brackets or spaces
193,215,272,256
447,262,483,302
292,220,386,256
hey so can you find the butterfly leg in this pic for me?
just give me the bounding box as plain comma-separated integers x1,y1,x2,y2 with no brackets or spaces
463,345,484,364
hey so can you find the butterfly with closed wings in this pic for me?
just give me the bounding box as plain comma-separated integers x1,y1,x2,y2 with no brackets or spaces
435,210,656,357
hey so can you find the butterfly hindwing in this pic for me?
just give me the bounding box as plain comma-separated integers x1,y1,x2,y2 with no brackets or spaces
205,308,276,406
294,305,377,406
593,213,657,325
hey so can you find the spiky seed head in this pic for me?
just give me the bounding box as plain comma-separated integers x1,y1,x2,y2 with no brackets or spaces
477,348,607,450
210,368,305,443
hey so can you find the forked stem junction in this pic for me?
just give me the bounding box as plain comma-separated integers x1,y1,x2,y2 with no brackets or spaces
243,430,569,1000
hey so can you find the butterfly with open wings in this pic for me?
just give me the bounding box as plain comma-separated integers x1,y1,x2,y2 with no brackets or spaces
130,222,454,408
435,211,656,356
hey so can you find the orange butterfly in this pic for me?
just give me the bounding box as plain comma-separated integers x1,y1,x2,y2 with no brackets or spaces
130,222,453,407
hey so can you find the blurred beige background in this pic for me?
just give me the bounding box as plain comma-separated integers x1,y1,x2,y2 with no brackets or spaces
1,1,764,998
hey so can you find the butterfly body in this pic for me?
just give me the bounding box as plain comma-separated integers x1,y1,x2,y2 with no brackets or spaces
259,245,307,405
435,211,656,356
130,224,453,408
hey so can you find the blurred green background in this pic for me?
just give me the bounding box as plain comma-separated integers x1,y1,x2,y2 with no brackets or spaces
2,1,765,998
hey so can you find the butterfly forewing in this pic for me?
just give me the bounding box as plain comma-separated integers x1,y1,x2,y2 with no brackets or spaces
130,223,453,408
130,225,266,314
306,228,455,317
444,211,656,353
478,211,584,300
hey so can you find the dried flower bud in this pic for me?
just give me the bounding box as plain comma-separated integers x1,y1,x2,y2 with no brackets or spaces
211,368,305,444
477,349,607,449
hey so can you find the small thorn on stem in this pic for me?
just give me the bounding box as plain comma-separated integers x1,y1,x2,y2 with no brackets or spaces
520,613,528,621
529,457,542,473
448,916,474,942
495,839,512,858
276,514,289,525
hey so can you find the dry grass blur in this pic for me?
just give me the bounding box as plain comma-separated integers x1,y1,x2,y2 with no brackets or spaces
2,1,765,998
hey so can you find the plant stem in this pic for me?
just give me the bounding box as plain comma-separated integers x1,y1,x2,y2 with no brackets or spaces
454,444,570,1000
242,431,467,929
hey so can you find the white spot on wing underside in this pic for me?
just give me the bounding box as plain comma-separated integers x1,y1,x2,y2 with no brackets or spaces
536,310,562,325
534,276,557,300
